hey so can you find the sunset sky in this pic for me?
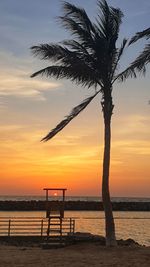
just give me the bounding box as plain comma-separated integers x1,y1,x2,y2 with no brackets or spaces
0,0,149,197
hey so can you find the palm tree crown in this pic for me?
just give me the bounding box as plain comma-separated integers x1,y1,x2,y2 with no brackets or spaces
31,0,124,86
31,0,129,140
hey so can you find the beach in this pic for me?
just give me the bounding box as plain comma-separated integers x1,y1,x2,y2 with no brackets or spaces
0,242,149,267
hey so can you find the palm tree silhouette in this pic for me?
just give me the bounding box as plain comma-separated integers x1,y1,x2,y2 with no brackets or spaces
31,0,148,246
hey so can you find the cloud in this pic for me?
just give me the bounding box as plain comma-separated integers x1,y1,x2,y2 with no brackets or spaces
112,139,150,156
113,114,150,140
0,51,61,101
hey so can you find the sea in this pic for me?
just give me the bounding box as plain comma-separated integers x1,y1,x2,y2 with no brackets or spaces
0,196,150,246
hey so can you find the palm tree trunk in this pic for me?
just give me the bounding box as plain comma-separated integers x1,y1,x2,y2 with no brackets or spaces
102,98,117,246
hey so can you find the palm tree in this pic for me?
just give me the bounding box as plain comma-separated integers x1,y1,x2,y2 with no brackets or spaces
30,0,146,246
118,27,150,81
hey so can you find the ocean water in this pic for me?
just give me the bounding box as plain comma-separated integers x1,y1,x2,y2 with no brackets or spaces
0,210,149,246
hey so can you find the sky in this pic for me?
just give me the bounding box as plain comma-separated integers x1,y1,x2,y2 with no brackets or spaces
0,0,149,197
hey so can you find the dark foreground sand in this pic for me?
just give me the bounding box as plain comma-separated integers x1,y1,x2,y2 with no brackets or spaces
0,243,149,267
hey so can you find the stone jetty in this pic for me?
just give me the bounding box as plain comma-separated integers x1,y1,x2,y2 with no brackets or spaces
0,201,149,211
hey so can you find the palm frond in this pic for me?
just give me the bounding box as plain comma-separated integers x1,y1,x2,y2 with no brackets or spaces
59,2,108,52
94,0,124,82
41,90,100,141
31,42,97,73
61,39,90,56
62,2,96,34
111,38,128,80
115,65,137,82
116,43,150,81
31,44,75,62
61,39,98,72
59,16,94,49
129,27,150,45
128,44,150,73
31,65,99,88
97,0,123,43
117,38,128,61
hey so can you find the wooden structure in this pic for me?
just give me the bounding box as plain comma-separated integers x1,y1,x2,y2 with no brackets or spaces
43,188,67,244
0,188,75,248
0,216,75,237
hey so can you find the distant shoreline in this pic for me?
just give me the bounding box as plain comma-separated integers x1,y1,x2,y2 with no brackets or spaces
0,200,149,211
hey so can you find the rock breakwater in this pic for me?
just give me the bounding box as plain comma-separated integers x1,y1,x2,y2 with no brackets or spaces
0,201,149,211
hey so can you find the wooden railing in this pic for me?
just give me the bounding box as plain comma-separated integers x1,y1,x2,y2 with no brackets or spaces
0,217,75,236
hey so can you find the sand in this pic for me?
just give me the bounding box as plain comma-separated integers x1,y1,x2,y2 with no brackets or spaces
0,243,149,267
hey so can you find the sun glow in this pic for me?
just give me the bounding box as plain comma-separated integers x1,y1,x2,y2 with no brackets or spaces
0,109,150,196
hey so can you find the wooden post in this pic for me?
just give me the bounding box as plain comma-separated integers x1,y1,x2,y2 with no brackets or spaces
63,189,65,202
47,218,50,237
73,219,75,233
46,189,48,212
69,218,72,233
46,189,48,202
41,219,43,236
8,219,11,236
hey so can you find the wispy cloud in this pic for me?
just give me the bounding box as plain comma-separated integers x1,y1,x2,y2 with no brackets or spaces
0,51,61,101
113,114,150,140
112,139,150,156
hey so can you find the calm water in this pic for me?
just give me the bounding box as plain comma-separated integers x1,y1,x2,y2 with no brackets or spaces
0,210,149,246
